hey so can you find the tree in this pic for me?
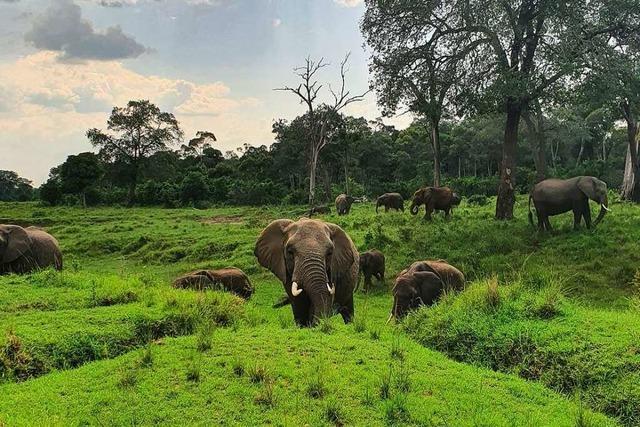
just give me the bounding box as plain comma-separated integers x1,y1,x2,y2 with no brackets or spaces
0,170,33,202
181,131,217,169
86,100,183,205
180,171,209,204
276,54,369,206
59,152,103,207
367,0,639,218
362,2,474,187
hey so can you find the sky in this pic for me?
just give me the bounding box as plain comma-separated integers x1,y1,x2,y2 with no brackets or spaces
0,0,412,185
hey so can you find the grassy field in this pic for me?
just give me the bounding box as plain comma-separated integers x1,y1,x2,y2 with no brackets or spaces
0,197,638,425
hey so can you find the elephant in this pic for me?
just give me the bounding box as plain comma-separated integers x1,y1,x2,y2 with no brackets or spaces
255,218,359,326
389,260,464,320
335,194,356,216
0,225,63,274
172,268,254,299
307,205,331,217
528,176,609,231
410,186,461,220
357,249,385,292
376,193,404,213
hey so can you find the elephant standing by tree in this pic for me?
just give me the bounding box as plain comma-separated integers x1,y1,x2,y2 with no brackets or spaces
410,187,461,220
0,225,63,274
357,249,385,292
528,176,609,231
172,268,254,299
335,194,356,215
376,193,404,213
389,260,464,320
255,218,359,326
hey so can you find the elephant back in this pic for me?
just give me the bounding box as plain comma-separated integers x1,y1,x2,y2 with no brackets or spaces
25,227,63,271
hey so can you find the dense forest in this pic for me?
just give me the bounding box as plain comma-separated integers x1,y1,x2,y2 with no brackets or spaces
0,105,630,208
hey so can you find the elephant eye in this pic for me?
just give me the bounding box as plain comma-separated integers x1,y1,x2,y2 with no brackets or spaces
286,246,294,256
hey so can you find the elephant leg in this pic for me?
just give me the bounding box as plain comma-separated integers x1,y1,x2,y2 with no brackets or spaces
424,205,434,221
339,296,354,324
583,200,592,229
444,208,451,219
544,216,553,231
572,204,582,230
364,273,372,291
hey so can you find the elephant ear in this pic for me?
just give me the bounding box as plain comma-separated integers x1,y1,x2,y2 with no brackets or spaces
412,271,443,298
327,223,355,277
1,225,32,263
254,219,293,283
577,177,598,201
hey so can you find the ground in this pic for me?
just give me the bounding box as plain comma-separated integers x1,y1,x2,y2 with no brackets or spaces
0,197,638,426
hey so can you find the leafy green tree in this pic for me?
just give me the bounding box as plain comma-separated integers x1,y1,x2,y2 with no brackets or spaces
86,100,183,205
0,170,33,202
39,177,63,206
59,152,103,207
180,171,209,204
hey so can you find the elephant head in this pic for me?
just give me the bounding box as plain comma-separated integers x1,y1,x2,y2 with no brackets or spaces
390,263,443,319
255,218,355,326
0,225,32,264
578,176,609,225
451,192,461,206
410,188,430,215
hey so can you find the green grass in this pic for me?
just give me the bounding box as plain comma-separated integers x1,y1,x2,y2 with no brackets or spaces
0,197,638,424
0,325,614,426
403,274,640,425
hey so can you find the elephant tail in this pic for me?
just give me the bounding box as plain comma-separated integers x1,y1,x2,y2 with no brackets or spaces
375,200,379,213
528,194,535,228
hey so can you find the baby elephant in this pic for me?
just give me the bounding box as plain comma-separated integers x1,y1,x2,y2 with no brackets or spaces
390,260,464,320
0,224,62,274
172,268,254,299
376,193,404,213
335,194,356,216
358,249,385,292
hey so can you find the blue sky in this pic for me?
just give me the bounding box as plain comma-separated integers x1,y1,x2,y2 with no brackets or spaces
0,0,410,184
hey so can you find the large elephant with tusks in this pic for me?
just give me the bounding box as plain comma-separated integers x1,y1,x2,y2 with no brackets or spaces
255,218,359,326
528,176,609,231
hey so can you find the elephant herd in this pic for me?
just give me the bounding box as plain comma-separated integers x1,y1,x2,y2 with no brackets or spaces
0,175,610,327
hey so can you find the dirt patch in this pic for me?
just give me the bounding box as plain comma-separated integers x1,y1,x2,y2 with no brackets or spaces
200,215,244,225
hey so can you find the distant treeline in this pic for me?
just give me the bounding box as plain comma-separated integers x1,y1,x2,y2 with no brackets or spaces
1,106,629,207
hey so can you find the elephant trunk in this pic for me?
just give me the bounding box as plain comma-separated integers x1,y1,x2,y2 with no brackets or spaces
299,256,333,325
410,202,419,215
593,195,609,226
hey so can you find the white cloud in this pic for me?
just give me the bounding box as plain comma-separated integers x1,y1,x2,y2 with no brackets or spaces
0,52,268,184
272,18,282,28
333,0,363,8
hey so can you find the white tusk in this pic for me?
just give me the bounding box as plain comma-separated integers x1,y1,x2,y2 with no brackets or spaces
386,312,394,325
327,283,335,295
601,204,610,212
291,282,303,297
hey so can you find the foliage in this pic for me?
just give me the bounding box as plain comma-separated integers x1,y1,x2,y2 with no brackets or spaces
0,171,33,202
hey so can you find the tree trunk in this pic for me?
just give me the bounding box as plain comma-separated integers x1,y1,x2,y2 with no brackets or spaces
575,138,584,167
344,155,350,195
496,101,522,220
458,157,461,178
308,148,319,207
621,103,640,202
81,192,87,209
523,106,547,183
430,118,441,187
621,145,636,200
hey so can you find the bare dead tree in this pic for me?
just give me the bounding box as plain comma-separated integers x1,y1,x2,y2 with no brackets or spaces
276,53,370,206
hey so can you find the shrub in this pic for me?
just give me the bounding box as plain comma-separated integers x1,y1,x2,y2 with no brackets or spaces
467,194,488,206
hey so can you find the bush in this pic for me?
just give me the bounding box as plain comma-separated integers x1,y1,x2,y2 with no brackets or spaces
444,176,499,197
39,178,63,206
467,194,488,206
180,171,209,204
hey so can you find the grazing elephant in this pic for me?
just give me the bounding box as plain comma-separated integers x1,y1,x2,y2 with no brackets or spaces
410,187,461,220
255,218,358,326
528,176,609,231
357,249,385,292
172,268,254,299
389,260,464,320
335,194,356,216
308,205,331,217
376,193,404,213
0,225,62,274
